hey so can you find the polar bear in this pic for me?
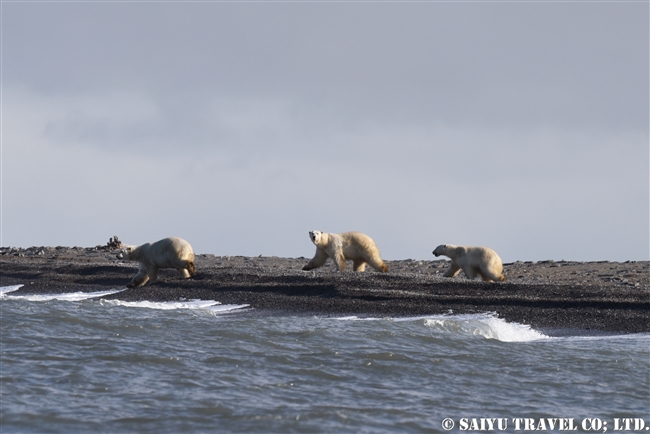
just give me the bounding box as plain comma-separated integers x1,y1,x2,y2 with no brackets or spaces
302,230,388,273
116,237,196,288
433,244,505,282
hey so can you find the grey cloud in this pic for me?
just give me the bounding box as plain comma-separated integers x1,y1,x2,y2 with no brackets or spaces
2,1,648,261
4,2,647,132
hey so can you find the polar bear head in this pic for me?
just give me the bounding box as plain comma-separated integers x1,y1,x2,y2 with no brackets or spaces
309,230,325,245
433,244,451,257
116,245,135,260
309,231,329,247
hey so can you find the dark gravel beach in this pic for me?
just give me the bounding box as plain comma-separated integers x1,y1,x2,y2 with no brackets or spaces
1,246,648,334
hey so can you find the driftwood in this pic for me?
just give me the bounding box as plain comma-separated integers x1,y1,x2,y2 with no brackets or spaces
104,236,123,250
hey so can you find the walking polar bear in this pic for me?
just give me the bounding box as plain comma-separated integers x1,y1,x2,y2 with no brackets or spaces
303,230,388,273
116,237,196,288
433,244,505,282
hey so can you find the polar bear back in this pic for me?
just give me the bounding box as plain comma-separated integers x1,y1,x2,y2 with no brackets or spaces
338,232,379,257
458,246,501,268
316,231,382,261
148,237,194,267
434,244,499,263
127,237,194,268
433,244,504,282
305,230,388,272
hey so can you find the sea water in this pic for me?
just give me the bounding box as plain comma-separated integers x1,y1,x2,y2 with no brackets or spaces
1,285,648,433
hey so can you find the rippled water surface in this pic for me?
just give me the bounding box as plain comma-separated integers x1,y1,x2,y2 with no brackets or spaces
1,285,648,433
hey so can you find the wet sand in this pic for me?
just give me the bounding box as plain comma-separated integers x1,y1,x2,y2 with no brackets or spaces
1,246,648,334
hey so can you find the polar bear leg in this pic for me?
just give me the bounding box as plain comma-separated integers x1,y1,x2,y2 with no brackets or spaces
478,272,494,282
443,262,462,278
353,259,366,272
174,260,194,278
462,266,478,280
333,253,346,272
303,248,329,271
480,267,505,282
147,266,159,284
128,265,150,288
366,256,388,273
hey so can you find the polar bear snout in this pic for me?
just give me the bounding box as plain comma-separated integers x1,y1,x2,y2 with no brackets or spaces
309,230,322,243
116,246,133,260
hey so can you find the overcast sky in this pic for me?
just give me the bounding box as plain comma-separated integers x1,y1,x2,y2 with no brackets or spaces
2,1,648,262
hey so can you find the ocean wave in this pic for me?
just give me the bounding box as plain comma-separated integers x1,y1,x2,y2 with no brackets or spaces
1,287,127,301
330,313,549,342
0,285,248,315
100,299,249,314
423,313,550,342
0,284,24,296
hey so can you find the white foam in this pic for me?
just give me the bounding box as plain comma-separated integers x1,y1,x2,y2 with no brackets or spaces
423,313,549,342
331,315,443,323
3,288,127,302
552,332,650,342
0,285,247,315
101,299,249,314
328,313,549,342
0,285,24,296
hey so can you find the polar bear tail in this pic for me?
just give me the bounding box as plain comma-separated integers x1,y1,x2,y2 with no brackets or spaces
186,261,196,276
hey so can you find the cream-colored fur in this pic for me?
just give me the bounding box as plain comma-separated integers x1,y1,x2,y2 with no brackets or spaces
433,244,505,282
116,237,196,288
303,230,388,273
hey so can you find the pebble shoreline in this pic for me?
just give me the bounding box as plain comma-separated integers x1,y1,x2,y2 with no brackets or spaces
1,246,648,334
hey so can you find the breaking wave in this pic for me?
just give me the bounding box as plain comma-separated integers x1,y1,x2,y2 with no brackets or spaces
100,298,249,314
0,285,248,314
330,313,549,342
